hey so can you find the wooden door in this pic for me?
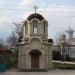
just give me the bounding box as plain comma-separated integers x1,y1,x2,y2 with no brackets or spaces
31,55,39,68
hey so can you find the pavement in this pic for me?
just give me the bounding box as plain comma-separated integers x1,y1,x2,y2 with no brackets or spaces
0,70,75,75
1,60,75,75
52,60,75,64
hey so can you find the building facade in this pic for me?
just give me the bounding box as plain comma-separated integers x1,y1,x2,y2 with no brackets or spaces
53,27,75,58
18,13,53,71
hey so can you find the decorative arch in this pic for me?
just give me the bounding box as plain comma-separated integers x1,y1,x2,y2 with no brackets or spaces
28,37,42,43
29,49,42,68
29,49,41,55
27,13,44,21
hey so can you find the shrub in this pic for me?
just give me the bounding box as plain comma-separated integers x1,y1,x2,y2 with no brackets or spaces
5,61,17,69
64,55,71,61
52,50,62,61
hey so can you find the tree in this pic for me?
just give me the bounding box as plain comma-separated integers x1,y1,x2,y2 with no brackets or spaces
7,22,23,50
0,37,7,50
7,32,18,52
6,22,23,63
54,32,72,60
52,50,62,61
12,22,23,38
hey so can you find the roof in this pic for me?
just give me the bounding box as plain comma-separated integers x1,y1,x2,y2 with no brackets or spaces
27,13,44,21
0,45,12,53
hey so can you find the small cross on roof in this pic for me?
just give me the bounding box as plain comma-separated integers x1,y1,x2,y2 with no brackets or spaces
33,5,38,13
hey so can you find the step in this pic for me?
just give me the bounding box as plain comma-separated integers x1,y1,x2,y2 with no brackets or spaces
19,69,47,72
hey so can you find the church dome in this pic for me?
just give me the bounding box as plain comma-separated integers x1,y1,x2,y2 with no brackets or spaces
27,13,44,21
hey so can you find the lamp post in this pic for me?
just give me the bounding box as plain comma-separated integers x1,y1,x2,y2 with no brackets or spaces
60,34,66,64
60,43,64,64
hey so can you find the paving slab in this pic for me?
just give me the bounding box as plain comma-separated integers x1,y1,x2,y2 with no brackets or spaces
0,70,75,75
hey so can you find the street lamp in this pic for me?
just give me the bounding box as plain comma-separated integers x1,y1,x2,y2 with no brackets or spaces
60,43,64,64
60,34,66,64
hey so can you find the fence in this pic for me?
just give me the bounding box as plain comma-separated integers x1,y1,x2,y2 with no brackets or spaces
0,64,5,72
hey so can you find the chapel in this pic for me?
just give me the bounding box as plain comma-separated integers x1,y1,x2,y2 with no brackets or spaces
18,12,53,71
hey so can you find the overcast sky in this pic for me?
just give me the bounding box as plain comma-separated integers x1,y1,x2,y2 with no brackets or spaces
0,0,75,40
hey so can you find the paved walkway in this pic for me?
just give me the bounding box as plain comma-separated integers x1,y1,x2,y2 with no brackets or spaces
52,60,75,64
0,70,75,75
1,60,75,75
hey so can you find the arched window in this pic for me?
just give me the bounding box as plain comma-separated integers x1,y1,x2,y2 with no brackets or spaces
43,21,46,34
24,21,28,35
32,20,38,34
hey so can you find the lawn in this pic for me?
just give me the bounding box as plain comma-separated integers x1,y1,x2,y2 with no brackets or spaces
52,62,75,69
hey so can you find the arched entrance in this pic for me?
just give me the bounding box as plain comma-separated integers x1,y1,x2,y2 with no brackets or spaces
29,50,41,68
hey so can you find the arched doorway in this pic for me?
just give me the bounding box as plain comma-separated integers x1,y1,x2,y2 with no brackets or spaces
29,50,41,68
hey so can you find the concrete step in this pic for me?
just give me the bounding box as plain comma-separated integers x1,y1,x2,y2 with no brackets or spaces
19,69,47,72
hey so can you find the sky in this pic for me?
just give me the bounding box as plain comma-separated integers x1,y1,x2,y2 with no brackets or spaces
0,0,75,41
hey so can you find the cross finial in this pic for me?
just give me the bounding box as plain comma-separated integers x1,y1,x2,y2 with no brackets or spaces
34,5,38,13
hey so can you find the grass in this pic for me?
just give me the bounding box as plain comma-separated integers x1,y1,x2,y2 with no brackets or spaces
52,62,75,69
5,61,17,69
